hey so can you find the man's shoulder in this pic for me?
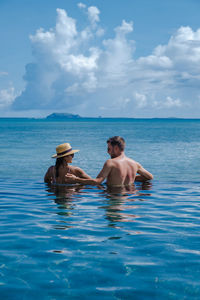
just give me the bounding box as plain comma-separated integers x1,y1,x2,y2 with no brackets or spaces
125,157,140,169
103,159,114,167
126,156,138,164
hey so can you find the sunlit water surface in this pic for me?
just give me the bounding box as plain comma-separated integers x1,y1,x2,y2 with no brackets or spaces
1,179,200,299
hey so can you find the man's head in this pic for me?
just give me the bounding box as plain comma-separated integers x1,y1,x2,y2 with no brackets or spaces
107,136,125,158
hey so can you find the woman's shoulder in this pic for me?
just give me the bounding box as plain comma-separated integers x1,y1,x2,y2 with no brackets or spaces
69,165,91,179
69,165,84,175
44,165,55,183
48,165,55,173
69,165,80,172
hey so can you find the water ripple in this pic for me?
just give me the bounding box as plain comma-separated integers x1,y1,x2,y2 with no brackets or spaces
0,180,200,299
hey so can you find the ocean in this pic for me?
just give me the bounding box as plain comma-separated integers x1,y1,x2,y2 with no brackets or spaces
0,118,200,299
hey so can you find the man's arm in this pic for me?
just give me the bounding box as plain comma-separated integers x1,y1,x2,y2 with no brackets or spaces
135,163,153,182
65,160,112,185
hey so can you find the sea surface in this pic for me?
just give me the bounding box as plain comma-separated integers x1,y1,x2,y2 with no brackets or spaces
0,118,200,299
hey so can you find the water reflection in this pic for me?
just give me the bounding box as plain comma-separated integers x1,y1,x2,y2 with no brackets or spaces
45,183,83,205
45,183,87,230
45,182,152,228
45,183,84,229
137,181,153,191
100,182,152,226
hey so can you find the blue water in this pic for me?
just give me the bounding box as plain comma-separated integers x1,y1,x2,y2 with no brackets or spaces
0,118,200,299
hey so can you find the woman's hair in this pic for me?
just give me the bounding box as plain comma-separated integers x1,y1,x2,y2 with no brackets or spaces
55,157,65,178
107,136,125,151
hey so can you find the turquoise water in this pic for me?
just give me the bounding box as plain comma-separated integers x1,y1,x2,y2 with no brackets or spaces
0,118,200,299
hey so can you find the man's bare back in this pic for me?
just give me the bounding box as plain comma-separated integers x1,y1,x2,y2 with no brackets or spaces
65,136,153,186
102,154,144,186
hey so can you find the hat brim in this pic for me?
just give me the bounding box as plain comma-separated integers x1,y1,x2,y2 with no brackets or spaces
52,149,79,158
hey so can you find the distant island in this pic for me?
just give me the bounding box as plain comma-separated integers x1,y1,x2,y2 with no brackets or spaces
39,113,200,120
46,113,82,119
0,115,199,120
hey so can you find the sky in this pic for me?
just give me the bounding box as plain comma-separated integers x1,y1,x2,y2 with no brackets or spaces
1,0,200,118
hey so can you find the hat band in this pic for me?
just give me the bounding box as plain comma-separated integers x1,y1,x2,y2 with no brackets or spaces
57,148,73,156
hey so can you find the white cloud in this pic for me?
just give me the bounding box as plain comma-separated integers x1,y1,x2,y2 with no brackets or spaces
88,6,100,26
153,96,182,108
115,20,133,36
164,96,181,108
153,26,200,72
0,87,16,108
0,71,8,76
77,3,86,9
134,92,147,108
101,20,134,86
11,7,200,117
138,55,173,68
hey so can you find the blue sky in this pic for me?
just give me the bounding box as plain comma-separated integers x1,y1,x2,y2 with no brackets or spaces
1,0,200,118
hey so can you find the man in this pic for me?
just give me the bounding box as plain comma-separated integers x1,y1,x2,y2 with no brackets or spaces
65,136,153,186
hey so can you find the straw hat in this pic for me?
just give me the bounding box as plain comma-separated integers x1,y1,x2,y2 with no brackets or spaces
52,143,79,158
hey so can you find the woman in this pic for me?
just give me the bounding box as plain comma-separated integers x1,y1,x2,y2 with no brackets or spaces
44,143,91,184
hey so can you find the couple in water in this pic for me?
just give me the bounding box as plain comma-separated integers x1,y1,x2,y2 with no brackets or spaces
44,136,153,187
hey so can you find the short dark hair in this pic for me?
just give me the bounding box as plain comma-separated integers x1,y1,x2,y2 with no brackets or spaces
107,136,125,151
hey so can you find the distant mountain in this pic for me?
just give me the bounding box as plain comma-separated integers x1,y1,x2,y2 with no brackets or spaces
46,113,82,119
